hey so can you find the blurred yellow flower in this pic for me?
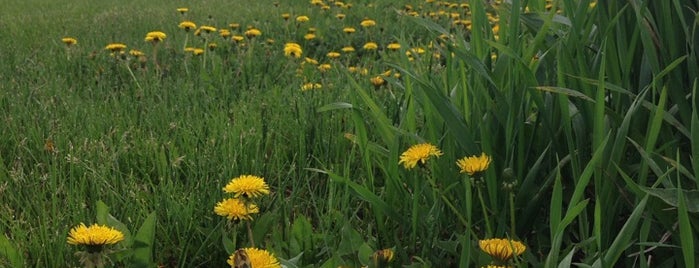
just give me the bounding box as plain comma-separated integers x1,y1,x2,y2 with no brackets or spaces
227,248,281,268
304,33,316,40
301,82,322,91
296,15,310,22
208,43,217,50
129,49,145,57
318,63,332,72
341,46,355,53
479,238,526,262
229,23,240,29
214,198,259,221
223,175,271,198
105,43,127,52
304,57,319,65
67,223,124,246
387,43,401,51
145,31,166,43
281,13,291,20
232,35,245,43
372,248,395,266
370,76,385,87
336,13,346,20
327,51,341,58
61,37,77,46
219,29,231,38
398,143,443,169
283,42,303,58
363,42,378,50
193,48,205,55
342,27,356,34
199,25,217,33
245,28,262,38
456,153,491,176
179,21,196,32
177,7,188,14
360,19,376,27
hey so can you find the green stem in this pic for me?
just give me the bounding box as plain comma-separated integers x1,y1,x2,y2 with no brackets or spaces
476,184,492,237
246,221,255,248
509,191,516,238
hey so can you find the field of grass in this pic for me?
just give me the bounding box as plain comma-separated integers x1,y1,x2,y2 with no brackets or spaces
1,0,698,267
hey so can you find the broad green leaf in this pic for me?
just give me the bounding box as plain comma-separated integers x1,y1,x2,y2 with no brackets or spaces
95,200,132,246
641,187,699,213
131,212,156,267
0,234,23,268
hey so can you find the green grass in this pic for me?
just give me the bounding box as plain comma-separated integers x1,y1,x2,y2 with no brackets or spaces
1,0,698,267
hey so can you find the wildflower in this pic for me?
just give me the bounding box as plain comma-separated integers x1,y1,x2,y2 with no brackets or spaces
244,28,262,38
360,19,376,27
61,37,77,46
301,82,322,91
310,0,324,6
296,15,310,22
283,42,303,58
387,43,401,51
177,7,188,14
219,29,231,38
223,175,271,198
372,248,395,267
326,51,341,59
479,238,526,263
227,248,281,268
341,46,355,53
129,49,145,57
363,42,378,50
214,198,259,221
179,21,196,32
304,57,319,65
199,25,217,34
208,43,217,50
456,153,491,176
67,223,124,247
398,143,443,169
318,63,332,72
229,23,240,29
192,48,205,56
105,43,127,52
336,13,346,20
281,13,291,20
342,27,356,34
145,31,166,43
232,35,245,43
370,76,385,87
304,33,316,40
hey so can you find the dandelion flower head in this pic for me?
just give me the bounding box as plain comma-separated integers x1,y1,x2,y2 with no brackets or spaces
227,248,281,268
363,42,378,50
223,175,271,198
214,198,259,221
456,153,492,176
179,21,197,31
283,42,303,58
479,238,526,262
62,37,77,46
398,143,443,169
67,223,124,247
145,31,167,43
360,19,377,27
244,28,262,38
105,43,127,52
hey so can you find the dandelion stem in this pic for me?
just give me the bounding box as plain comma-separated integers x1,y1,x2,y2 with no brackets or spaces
509,191,516,238
246,221,255,248
476,181,492,237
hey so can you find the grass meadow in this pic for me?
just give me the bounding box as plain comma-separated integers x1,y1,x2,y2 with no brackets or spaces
1,0,698,267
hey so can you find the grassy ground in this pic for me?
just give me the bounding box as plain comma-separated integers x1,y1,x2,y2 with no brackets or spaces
1,0,698,267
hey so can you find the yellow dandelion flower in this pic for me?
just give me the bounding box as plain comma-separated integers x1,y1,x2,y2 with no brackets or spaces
336,13,346,20
387,43,401,51
219,29,231,38
177,7,188,14
145,31,166,43
214,198,259,221
283,42,303,58
301,82,323,91
342,27,356,34
398,143,443,169
281,13,291,20
67,223,124,246
370,76,385,87
129,49,145,57
304,57,319,65
232,35,245,43
105,43,127,52
372,248,395,266
341,46,355,53
363,42,378,50
208,42,217,50
223,175,271,198
296,15,310,22
479,238,526,262
318,63,332,72
229,23,240,29
227,248,281,268
61,37,77,46
456,153,492,176
327,51,341,58
192,48,205,56
245,28,262,38
360,19,377,27
179,21,197,32
199,25,217,34
304,33,316,40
